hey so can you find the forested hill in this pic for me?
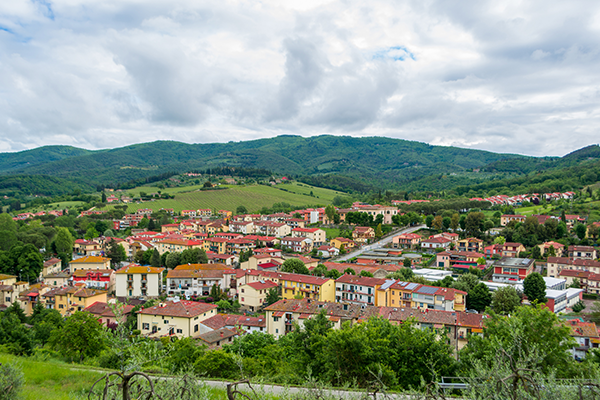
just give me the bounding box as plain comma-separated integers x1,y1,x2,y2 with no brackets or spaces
0,136,597,194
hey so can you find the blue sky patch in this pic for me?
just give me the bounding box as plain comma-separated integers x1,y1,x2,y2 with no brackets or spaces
32,0,55,20
373,46,415,61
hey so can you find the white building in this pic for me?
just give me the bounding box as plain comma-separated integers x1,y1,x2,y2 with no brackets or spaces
115,264,165,298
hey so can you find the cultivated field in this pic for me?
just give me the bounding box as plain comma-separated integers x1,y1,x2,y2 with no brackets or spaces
110,183,348,213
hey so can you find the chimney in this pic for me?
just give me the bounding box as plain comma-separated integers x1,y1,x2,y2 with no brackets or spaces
220,331,224,337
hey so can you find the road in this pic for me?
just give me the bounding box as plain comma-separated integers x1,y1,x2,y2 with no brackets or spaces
335,224,426,262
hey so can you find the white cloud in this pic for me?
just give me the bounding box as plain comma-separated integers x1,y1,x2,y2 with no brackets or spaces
0,0,599,155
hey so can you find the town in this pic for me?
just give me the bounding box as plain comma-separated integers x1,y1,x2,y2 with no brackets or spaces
2,180,600,397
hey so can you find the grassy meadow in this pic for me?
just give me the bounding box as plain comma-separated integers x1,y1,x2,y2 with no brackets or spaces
109,182,348,213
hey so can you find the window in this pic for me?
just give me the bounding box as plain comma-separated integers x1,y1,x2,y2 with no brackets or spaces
59,304,64,309
275,329,279,334
164,320,168,324
241,289,245,293
194,324,199,332
177,329,182,334
274,317,279,322
142,323,149,330
241,297,245,302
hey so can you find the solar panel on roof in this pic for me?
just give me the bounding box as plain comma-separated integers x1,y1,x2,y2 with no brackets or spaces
406,283,419,290
417,286,437,294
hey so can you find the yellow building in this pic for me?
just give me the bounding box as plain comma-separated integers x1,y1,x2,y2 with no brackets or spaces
279,273,335,302
137,300,218,337
239,280,279,312
69,256,111,273
0,274,17,285
376,281,466,312
42,286,108,316
329,237,357,250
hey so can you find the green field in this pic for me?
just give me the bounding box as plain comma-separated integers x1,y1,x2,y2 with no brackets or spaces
110,183,348,214
22,201,86,214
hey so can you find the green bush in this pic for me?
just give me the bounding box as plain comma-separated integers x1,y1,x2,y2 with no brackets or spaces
0,362,24,400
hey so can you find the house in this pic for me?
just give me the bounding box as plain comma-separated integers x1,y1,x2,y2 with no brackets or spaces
484,244,503,258
202,314,267,334
69,256,111,273
166,264,234,297
137,300,218,338
377,280,467,312
436,251,484,269
357,206,399,225
0,280,29,309
73,239,102,256
420,237,451,252
292,228,327,246
229,220,254,235
155,239,204,255
279,273,335,302
42,286,108,316
457,238,483,253
500,215,526,226
280,236,313,253
17,284,51,315
492,257,535,283
568,246,597,260
71,269,116,292
196,328,238,349
238,280,279,311
329,237,357,250
161,223,180,233
240,255,283,271
205,237,229,254
115,264,165,298
538,241,565,257
314,245,339,258
41,258,62,280
352,227,375,243
566,320,600,361
501,242,526,258
547,257,600,278
84,301,135,326
335,275,388,306
392,233,421,249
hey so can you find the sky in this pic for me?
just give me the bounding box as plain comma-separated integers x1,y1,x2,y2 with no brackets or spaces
1,0,600,156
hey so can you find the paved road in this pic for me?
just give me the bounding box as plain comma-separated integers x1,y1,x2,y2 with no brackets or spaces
335,224,426,262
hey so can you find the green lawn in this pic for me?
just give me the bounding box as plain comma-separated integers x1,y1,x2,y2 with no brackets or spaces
108,183,346,214
322,228,341,240
21,201,86,214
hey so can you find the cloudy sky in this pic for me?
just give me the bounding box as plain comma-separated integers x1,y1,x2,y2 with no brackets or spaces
1,0,600,156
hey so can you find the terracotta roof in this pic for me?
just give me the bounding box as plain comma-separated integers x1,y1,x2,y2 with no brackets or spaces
84,301,135,317
567,320,600,338
246,280,278,291
71,256,110,264
44,258,61,267
116,264,165,274
195,327,237,344
138,300,217,318
0,274,17,281
335,274,387,286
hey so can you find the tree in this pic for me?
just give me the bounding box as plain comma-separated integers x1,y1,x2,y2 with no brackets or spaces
325,269,342,279
236,205,248,215
569,278,581,289
101,192,107,203
491,286,521,314
375,223,383,239
459,305,576,377
546,244,556,258
574,223,587,240
425,215,434,228
311,264,327,276
467,283,492,312
106,239,126,268
166,252,181,270
281,258,309,274
359,270,374,277
196,248,208,264
465,212,485,237
343,267,356,275
432,215,443,231
264,287,281,306
572,300,586,313
150,249,161,268
53,227,74,254
531,245,542,260
450,213,460,231
50,311,105,362
523,272,546,304
493,236,506,245
325,205,337,224
451,273,480,293
403,257,412,268
84,226,99,240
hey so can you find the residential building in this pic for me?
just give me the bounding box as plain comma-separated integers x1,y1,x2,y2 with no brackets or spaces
436,251,484,269
42,286,108,316
229,220,254,235
377,281,467,312
69,256,111,273
568,246,597,260
279,273,335,302
329,237,357,250
292,228,327,246
238,280,279,311
166,264,234,297
115,264,165,298
492,257,535,283
502,242,526,257
500,215,526,226
392,233,421,249
335,275,388,306
352,227,375,243
73,239,102,256
196,328,238,349
538,241,565,257
41,258,62,280
566,319,600,360
83,301,135,326
420,237,451,251
71,269,116,292
280,236,313,253
201,314,266,334
457,238,484,253
137,300,218,337
547,257,600,278
155,239,204,255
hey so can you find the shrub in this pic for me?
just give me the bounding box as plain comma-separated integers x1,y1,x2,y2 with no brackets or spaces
0,362,24,400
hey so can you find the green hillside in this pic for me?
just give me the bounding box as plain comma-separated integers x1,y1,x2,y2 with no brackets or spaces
111,182,347,213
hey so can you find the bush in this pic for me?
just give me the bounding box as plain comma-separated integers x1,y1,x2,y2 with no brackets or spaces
0,362,24,400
